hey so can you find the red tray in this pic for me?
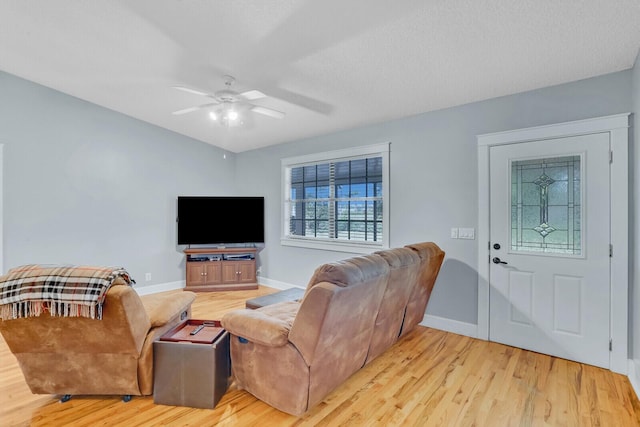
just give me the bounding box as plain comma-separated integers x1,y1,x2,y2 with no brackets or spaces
159,319,224,344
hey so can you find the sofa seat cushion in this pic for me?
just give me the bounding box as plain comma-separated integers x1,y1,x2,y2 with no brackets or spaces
139,291,196,328
258,300,300,323
222,301,299,347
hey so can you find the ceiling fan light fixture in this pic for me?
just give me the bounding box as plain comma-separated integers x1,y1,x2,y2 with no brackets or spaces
210,104,242,127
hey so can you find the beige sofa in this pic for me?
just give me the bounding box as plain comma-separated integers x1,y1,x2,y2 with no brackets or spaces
0,277,196,400
221,242,445,416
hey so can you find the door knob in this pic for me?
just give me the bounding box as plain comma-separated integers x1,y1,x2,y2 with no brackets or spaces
492,257,507,265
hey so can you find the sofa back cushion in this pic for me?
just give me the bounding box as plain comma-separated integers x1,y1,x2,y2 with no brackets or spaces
401,242,445,336
366,247,421,363
289,254,389,407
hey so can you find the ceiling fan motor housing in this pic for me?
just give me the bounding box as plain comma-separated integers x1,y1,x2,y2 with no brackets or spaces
215,89,238,103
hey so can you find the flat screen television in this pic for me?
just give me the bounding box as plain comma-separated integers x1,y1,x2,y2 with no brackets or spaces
177,196,265,245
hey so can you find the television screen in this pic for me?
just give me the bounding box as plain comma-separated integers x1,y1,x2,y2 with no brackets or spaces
177,196,265,245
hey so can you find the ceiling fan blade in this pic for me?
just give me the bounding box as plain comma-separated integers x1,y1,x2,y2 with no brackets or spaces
172,102,219,115
266,86,333,115
250,105,285,119
172,86,213,97
239,90,266,101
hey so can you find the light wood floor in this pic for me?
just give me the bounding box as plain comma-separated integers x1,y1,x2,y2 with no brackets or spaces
2,286,640,426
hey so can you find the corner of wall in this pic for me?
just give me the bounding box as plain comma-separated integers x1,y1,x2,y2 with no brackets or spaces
628,359,640,401
630,46,640,398
0,144,3,274
256,276,303,291
420,314,478,338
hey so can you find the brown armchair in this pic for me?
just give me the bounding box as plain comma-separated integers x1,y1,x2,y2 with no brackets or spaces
0,278,196,401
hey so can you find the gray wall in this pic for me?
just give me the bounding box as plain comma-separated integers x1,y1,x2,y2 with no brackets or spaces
0,66,634,327
0,71,236,287
236,70,632,325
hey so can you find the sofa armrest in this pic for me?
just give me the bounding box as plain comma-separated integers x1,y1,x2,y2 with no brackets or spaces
222,301,299,347
139,291,196,328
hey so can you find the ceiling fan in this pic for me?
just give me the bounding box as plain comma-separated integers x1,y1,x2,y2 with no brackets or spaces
171,75,285,125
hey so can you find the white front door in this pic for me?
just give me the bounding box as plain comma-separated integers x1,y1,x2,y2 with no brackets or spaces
489,132,610,368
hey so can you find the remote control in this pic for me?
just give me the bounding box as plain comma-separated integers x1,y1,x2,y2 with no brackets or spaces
190,324,205,335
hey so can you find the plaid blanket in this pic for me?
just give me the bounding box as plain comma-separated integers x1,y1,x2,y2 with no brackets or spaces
0,265,134,320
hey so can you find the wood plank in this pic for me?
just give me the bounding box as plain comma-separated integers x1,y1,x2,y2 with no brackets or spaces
1,286,639,426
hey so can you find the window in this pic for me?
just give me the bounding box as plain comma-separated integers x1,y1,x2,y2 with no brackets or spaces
282,143,389,253
510,155,582,255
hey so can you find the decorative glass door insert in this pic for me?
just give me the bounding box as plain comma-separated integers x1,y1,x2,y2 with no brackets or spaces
511,155,582,255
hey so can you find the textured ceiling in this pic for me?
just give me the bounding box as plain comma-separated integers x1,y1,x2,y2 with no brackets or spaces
1,1,639,153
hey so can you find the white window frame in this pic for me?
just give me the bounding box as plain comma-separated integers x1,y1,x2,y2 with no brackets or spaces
281,143,390,254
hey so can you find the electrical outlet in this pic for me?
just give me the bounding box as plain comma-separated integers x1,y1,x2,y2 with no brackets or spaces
145,273,152,281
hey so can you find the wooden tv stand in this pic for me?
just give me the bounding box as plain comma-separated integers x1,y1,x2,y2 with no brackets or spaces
184,247,258,292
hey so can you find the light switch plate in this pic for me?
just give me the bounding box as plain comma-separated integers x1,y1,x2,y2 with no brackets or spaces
450,228,459,239
458,227,475,239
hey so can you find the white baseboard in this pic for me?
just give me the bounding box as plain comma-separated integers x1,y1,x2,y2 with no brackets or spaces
133,278,476,341
259,280,478,340
134,280,185,296
257,276,303,291
420,314,478,338
132,276,303,296
628,359,640,401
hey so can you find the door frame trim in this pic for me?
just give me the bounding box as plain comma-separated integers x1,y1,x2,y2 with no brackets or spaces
477,113,630,374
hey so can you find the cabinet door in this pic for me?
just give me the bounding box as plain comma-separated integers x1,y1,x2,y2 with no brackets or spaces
204,262,222,285
221,263,240,284
186,263,206,286
236,261,256,284
221,261,256,284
